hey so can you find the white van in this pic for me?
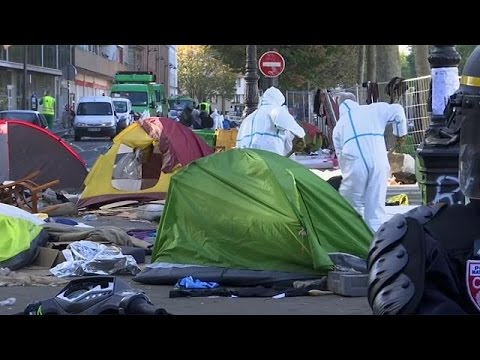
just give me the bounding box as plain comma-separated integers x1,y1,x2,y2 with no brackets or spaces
112,97,133,131
74,96,118,141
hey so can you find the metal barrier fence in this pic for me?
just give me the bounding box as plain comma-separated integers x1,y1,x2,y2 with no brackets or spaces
287,75,432,156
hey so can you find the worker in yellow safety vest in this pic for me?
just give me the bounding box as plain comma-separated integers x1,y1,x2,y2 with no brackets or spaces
199,102,212,115
39,90,56,129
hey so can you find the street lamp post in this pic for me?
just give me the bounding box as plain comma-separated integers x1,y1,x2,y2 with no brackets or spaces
416,45,462,205
243,45,259,118
23,45,28,109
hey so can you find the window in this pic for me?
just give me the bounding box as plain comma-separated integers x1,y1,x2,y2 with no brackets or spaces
113,101,128,113
111,91,147,106
0,111,36,124
58,45,70,70
128,47,135,69
117,46,124,64
27,45,42,66
43,45,56,68
77,102,113,116
7,45,24,63
78,45,98,54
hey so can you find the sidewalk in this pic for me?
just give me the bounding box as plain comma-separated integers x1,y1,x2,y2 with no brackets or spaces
50,121,70,138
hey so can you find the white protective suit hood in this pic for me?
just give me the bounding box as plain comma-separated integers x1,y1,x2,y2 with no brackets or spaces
261,87,285,107
236,86,305,156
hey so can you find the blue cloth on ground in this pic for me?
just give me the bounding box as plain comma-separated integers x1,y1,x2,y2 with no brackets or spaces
175,276,219,289
45,217,79,226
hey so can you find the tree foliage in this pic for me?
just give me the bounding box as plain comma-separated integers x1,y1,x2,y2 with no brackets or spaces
400,46,415,78
457,45,478,73
177,45,237,103
207,45,359,90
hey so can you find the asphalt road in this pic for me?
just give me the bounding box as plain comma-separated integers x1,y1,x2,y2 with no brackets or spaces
62,133,112,169
0,273,372,315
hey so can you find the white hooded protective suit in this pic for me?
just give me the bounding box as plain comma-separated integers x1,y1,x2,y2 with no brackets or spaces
211,109,223,129
333,98,408,232
236,87,305,156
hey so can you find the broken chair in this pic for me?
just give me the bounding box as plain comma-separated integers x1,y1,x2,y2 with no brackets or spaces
0,170,61,213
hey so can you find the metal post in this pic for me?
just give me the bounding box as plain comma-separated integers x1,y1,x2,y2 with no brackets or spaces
416,45,463,205
23,45,28,109
243,45,259,118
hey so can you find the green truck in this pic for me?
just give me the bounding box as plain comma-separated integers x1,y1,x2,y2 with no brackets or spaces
168,95,194,113
110,72,168,117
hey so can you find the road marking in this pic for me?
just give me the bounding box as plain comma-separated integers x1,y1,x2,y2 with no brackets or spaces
70,143,84,152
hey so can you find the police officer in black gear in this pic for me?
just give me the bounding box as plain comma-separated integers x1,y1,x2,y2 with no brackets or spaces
368,46,480,315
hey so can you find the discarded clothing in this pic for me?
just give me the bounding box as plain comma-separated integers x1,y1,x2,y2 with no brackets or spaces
42,223,152,249
175,276,219,289
0,267,69,287
169,285,319,298
127,229,157,243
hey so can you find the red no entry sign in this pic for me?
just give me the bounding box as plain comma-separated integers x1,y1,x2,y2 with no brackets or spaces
258,51,285,78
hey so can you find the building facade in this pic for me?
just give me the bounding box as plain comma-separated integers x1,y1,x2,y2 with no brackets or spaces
0,45,178,121
131,45,178,97
0,45,70,114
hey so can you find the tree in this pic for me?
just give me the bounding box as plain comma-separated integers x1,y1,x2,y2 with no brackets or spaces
177,45,237,103
207,45,359,90
357,45,366,85
414,45,430,76
365,45,376,82
376,45,401,82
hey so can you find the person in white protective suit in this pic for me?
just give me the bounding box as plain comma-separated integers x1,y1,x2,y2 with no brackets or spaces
236,86,306,156
211,109,223,129
332,92,408,232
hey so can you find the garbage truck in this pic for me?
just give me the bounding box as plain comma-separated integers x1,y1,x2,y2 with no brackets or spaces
110,72,167,117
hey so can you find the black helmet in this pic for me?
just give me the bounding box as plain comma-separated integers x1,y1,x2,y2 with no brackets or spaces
456,46,480,199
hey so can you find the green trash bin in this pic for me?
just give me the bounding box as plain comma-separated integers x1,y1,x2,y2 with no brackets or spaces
193,129,216,147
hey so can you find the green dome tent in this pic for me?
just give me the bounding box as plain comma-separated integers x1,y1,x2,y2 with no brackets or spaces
135,149,373,286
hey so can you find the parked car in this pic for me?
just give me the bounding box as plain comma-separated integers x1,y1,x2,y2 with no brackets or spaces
112,97,133,131
74,96,118,141
0,110,49,129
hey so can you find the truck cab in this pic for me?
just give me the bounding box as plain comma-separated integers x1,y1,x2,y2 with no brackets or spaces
110,72,157,117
